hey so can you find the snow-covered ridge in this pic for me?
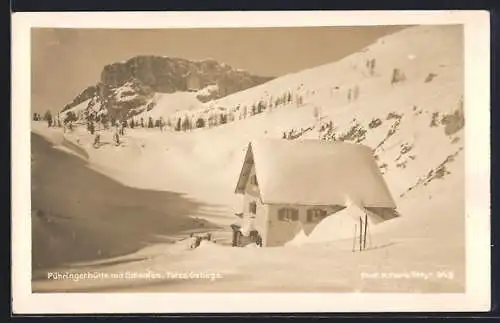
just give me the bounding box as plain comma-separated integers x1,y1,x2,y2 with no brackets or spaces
59,55,274,123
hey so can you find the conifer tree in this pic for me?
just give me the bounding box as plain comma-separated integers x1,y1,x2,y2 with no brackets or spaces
182,116,190,131
43,110,53,127
101,114,109,129
175,118,181,131
196,117,205,128
353,85,360,100
65,111,77,124
220,113,227,124
242,106,247,119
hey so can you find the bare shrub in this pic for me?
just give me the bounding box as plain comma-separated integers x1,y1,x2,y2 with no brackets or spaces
374,117,402,151
441,98,465,135
430,112,440,127
386,112,403,120
424,73,438,83
391,68,406,85
379,163,388,174
400,143,413,155
368,118,382,129
396,161,408,169
338,123,367,143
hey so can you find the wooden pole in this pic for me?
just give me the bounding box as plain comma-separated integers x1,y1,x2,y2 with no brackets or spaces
368,223,372,249
359,217,363,252
352,224,357,252
363,212,368,250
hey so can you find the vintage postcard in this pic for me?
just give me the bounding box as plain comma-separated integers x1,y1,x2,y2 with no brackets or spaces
12,11,490,313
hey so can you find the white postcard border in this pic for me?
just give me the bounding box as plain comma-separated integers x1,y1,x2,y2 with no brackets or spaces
11,10,491,313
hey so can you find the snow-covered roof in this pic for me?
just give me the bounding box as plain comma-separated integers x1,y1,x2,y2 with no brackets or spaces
235,138,396,208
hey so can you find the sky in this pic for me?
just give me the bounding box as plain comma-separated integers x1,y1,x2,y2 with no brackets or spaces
31,26,406,113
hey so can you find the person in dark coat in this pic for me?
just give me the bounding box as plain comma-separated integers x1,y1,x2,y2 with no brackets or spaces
93,133,101,148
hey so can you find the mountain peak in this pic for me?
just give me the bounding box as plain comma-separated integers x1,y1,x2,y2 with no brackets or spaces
61,55,274,119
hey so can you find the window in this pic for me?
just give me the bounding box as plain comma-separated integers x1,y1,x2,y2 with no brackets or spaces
249,201,257,214
278,208,299,222
250,175,258,186
307,208,327,222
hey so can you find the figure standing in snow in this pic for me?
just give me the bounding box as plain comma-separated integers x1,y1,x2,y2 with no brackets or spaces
88,121,95,135
114,125,121,146
189,233,202,249
189,233,196,249
159,117,165,132
120,120,127,135
353,85,360,100
93,133,100,148
114,132,120,146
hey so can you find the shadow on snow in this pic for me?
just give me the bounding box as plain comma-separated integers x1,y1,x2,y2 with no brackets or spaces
31,132,221,277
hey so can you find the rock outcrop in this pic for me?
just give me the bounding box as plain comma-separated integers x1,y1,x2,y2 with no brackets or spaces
61,56,274,120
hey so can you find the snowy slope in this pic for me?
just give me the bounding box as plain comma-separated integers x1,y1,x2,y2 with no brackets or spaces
59,98,91,122
136,92,206,122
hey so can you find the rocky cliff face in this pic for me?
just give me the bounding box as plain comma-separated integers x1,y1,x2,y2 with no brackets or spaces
61,56,274,120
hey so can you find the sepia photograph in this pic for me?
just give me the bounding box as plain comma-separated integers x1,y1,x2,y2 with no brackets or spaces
12,11,490,313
